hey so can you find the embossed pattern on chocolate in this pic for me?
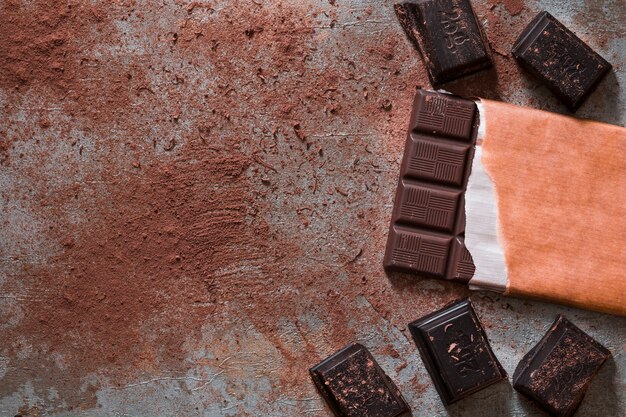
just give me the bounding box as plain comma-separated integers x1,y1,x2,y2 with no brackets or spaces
395,0,492,85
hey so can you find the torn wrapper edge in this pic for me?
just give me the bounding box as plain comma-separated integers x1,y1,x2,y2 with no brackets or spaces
465,102,508,293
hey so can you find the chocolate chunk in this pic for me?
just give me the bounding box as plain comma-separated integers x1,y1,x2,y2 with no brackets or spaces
384,89,476,282
513,315,611,417
309,343,411,417
408,298,506,405
395,0,492,85
512,11,612,111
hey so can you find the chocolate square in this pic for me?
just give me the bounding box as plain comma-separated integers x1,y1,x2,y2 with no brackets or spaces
395,0,492,85
513,315,611,417
310,343,411,417
512,11,612,111
386,226,452,277
404,137,471,187
396,182,461,233
408,298,506,405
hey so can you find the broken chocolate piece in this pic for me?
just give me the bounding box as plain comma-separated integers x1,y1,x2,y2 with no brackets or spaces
310,343,411,417
408,298,506,405
384,89,477,281
512,11,612,111
513,315,611,417
395,0,492,85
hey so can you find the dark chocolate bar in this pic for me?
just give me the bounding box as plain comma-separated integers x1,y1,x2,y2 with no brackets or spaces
513,315,611,417
309,343,411,417
408,298,506,405
383,89,476,281
512,11,612,111
395,0,492,85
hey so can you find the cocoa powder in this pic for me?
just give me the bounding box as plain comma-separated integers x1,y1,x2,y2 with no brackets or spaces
1,0,436,408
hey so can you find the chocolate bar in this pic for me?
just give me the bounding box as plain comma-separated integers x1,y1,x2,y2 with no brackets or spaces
512,11,612,111
513,315,611,417
383,89,476,281
395,0,492,85
408,298,506,405
309,343,411,417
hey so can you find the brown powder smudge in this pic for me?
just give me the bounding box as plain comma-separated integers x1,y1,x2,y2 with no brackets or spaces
497,0,526,17
1,0,409,409
2,142,268,404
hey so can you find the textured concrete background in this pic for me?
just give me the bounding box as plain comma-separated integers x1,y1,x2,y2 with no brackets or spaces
0,0,624,416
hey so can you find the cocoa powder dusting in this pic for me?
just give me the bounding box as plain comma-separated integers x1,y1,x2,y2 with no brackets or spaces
495,0,526,16
0,0,136,154
0,0,439,410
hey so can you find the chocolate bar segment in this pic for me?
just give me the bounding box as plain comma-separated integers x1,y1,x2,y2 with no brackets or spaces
513,315,611,417
408,298,506,405
384,90,476,281
395,0,492,85
396,183,461,232
309,343,411,417
512,11,612,111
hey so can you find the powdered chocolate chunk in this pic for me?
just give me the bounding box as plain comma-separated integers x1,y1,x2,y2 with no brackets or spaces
513,315,611,417
310,343,411,417
395,0,492,85
512,11,612,111
408,298,506,405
